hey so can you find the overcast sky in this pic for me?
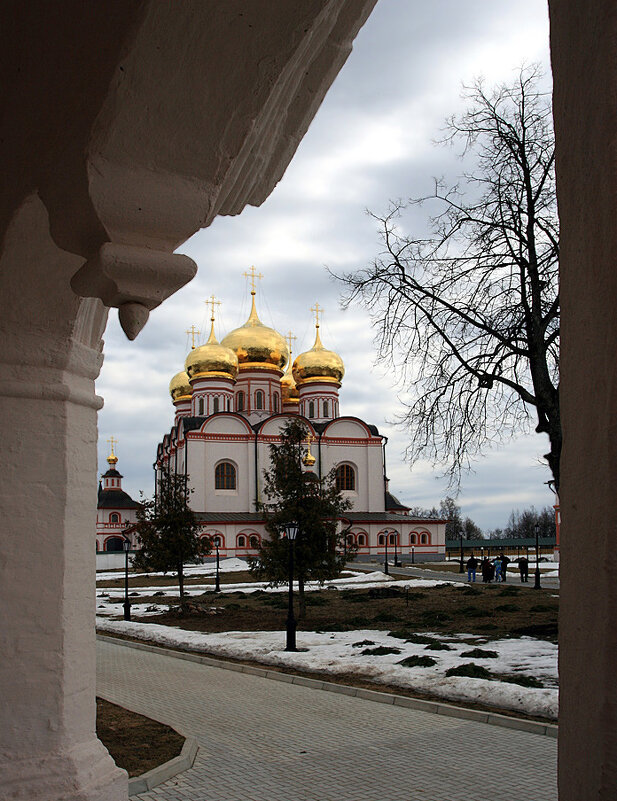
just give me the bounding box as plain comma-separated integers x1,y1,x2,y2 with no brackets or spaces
97,0,556,532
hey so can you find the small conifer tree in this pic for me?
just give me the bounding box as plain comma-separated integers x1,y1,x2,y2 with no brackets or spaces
250,418,354,616
133,465,210,609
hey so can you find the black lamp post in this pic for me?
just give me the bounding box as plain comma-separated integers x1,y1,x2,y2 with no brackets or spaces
214,538,221,593
383,531,389,575
459,533,464,573
122,536,131,621
411,545,415,564
393,532,399,567
283,522,299,651
534,522,542,589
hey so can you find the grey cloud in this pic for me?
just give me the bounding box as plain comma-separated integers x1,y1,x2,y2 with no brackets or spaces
97,0,553,529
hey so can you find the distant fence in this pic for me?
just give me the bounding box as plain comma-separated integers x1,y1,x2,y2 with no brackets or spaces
445,537,556,560
96,551,136,571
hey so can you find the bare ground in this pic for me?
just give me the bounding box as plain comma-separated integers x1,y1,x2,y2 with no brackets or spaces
126,582,558,642
96,697,185,778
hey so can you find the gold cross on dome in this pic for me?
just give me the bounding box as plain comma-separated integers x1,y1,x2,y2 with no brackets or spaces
107,436,118,456
243,266,264,293
285,331,297,354
204,295,221,321
186,325,201,348
303,432,316,467
311,302,323,328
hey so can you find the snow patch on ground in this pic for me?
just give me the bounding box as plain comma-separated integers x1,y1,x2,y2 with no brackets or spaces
96,571,460,600
96,557,251,582
96,619,557,720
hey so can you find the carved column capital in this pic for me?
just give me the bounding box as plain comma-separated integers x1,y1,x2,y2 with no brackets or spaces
71,243,197,339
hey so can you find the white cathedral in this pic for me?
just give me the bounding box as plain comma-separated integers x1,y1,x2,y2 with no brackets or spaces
150,275,446,563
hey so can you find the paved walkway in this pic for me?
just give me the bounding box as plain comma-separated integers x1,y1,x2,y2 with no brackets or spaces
97,639,557,801
351,562,560,590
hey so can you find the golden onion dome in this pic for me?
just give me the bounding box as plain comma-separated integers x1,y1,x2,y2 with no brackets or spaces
169,370,192,403
185,323,239,382
221,292,288,372
293,325,345,386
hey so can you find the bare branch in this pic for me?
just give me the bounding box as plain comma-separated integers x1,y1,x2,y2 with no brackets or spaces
332,65,560,488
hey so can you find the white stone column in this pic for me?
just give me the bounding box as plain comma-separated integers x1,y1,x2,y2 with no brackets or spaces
0,197,127,800
0,5,379,797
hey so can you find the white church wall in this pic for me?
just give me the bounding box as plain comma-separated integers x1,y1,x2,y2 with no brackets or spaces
324,418,371,438
256,439,276,506
200,440,255,512
185,415,255,512
259,415,297,437
367,446,386,510
185,441,205,510
320,437,385,512
201,414,252,436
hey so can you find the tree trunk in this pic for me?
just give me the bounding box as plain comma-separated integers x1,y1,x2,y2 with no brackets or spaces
544,419,562,493
178,563,186,611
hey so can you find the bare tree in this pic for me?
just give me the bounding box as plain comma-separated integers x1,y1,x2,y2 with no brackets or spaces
336,66,560,488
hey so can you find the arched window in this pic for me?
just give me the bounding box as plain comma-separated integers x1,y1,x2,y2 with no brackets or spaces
109,512,120,524
420,533,429,545
308,400,315,418
273,394,279,413
215,462,236,490
249,535,259,549
410,533,417,545
198,397,204,415
237,535,246,548
105,536,125,552
204,532,224,548
346,533,355,545
227,398,231,411
378,533,385,545
335,464,355,491
323,400,329,417
357,534,366,546
237,391,244,412
255,390,264,410
389,532,397,545
213,397,219,413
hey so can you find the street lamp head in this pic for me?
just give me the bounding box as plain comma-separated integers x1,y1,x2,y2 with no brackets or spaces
123,538,131,552
283,522,299,541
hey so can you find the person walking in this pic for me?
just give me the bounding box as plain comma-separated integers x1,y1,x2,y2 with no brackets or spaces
482,557,492,583
466,554,478,583
518,556,529,583
499,553,510,582
493,557,502,582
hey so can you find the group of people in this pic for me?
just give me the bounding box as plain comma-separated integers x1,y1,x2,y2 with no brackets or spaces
466,553,529,583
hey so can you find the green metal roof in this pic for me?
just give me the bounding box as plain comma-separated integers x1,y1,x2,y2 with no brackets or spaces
446,536,556,548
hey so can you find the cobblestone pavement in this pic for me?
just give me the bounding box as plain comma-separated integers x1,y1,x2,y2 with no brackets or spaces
97,639,557,801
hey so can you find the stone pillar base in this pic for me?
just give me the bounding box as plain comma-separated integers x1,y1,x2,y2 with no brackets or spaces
1,740,127,801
